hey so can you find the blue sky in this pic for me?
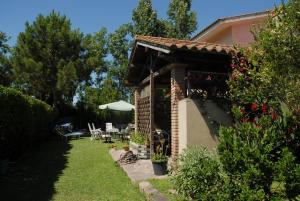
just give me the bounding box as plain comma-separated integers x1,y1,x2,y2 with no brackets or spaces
1,0,283,46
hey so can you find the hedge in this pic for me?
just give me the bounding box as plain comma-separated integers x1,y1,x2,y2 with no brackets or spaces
0,86,57,160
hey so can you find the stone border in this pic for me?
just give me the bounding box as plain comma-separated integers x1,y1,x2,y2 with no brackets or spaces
139,181,168,201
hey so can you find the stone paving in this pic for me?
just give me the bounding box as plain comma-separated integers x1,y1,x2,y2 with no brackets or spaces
109,148,169,201
109,149,167,183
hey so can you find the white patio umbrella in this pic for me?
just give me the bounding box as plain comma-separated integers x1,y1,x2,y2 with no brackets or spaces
99,100,135,111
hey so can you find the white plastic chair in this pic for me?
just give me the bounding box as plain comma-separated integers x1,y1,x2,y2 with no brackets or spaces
88,123,100,140
106,123,113,131
92,123,102,133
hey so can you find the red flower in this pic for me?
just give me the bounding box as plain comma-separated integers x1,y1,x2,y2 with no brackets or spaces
241,117,250,123
239,67,247,73
271,111,279,120
288,127,294,134
246,77,252,81
240,57,246,64
230,63,236,69
262,103,268,113
231,73,237,81
295,108,300,114
251,103,258,111
240,108,246,114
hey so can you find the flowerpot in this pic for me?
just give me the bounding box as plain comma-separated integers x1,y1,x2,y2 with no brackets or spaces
152,161,168,175
130,141,150,159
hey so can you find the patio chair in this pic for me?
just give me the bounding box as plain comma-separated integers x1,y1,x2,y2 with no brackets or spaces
121,124,133,141
106,123,113,131
100,130,112,143
55,125,83,141
88,123,100,140
90,123,111,142
92,123,102,133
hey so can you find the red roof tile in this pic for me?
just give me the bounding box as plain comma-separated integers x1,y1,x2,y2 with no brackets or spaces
135,35,234,54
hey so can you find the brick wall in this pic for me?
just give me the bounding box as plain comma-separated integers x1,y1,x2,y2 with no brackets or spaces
171,66,186,158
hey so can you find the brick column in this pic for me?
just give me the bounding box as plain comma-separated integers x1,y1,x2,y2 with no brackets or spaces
171,65,186,159
134,87,140,133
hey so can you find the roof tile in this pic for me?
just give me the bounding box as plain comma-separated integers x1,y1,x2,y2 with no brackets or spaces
135,35,234,54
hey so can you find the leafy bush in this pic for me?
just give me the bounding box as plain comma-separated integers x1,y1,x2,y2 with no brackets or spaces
216,1,300,199
218,104,300,200
130,132,147,145
0,86,57,160
171,147,225,200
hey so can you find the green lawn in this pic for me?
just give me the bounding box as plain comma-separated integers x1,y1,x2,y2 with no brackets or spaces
148,178,186,201
0,137,145,201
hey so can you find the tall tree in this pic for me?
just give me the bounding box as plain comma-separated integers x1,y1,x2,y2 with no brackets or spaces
106,0,199,104
108,23,133,101
167,0,197,39
0,31,12,86
12,11,105,107
82,28,108,88
132,0,163,36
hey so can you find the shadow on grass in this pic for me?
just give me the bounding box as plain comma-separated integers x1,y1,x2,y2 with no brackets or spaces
0,138,72,201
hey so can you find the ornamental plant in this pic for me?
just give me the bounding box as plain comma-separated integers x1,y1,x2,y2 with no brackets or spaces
151,139,168,163
171,147,226,200
130,132,147,145
218,1,300,199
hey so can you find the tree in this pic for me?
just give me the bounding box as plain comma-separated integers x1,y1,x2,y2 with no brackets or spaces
82,28,108,88
167,0,197,39
0,31,12,86
108,23,133,100
132,0,164,37
12,11,105,108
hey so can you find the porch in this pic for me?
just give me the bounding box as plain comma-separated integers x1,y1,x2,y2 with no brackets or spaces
127,36,234,158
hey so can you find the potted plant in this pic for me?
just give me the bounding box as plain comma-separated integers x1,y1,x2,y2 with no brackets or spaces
151,139,168,175
129,132,150,159
123,143,130,151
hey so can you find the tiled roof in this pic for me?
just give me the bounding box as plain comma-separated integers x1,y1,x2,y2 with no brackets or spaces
192,10,270,41
135,35,234,54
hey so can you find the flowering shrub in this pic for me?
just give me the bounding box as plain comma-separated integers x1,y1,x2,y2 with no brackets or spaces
217,1,300,199
172,1,300,200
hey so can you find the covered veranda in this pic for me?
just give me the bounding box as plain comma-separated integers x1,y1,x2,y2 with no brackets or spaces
126,35,234,158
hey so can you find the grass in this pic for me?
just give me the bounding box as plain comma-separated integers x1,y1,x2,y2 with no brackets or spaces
148,178,186,201
0,137,145,201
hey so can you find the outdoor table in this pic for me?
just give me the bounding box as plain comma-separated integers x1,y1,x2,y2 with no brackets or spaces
106,128,120,139
115,132,125,141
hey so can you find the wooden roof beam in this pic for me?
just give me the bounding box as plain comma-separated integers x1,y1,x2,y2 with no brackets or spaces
139,64,173,87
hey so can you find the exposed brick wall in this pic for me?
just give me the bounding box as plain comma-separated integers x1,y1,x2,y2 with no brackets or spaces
171,66,186,158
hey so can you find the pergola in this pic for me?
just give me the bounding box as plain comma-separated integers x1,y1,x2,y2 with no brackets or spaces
126,35,234,158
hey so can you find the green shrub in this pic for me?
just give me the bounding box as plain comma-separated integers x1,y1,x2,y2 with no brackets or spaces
130,132,147,145
0,86,57,160
216,1,300,198
171,147,226,200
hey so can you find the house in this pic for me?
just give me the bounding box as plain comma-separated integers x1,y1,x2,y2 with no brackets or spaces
192,10,269,46
126,11,269,159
